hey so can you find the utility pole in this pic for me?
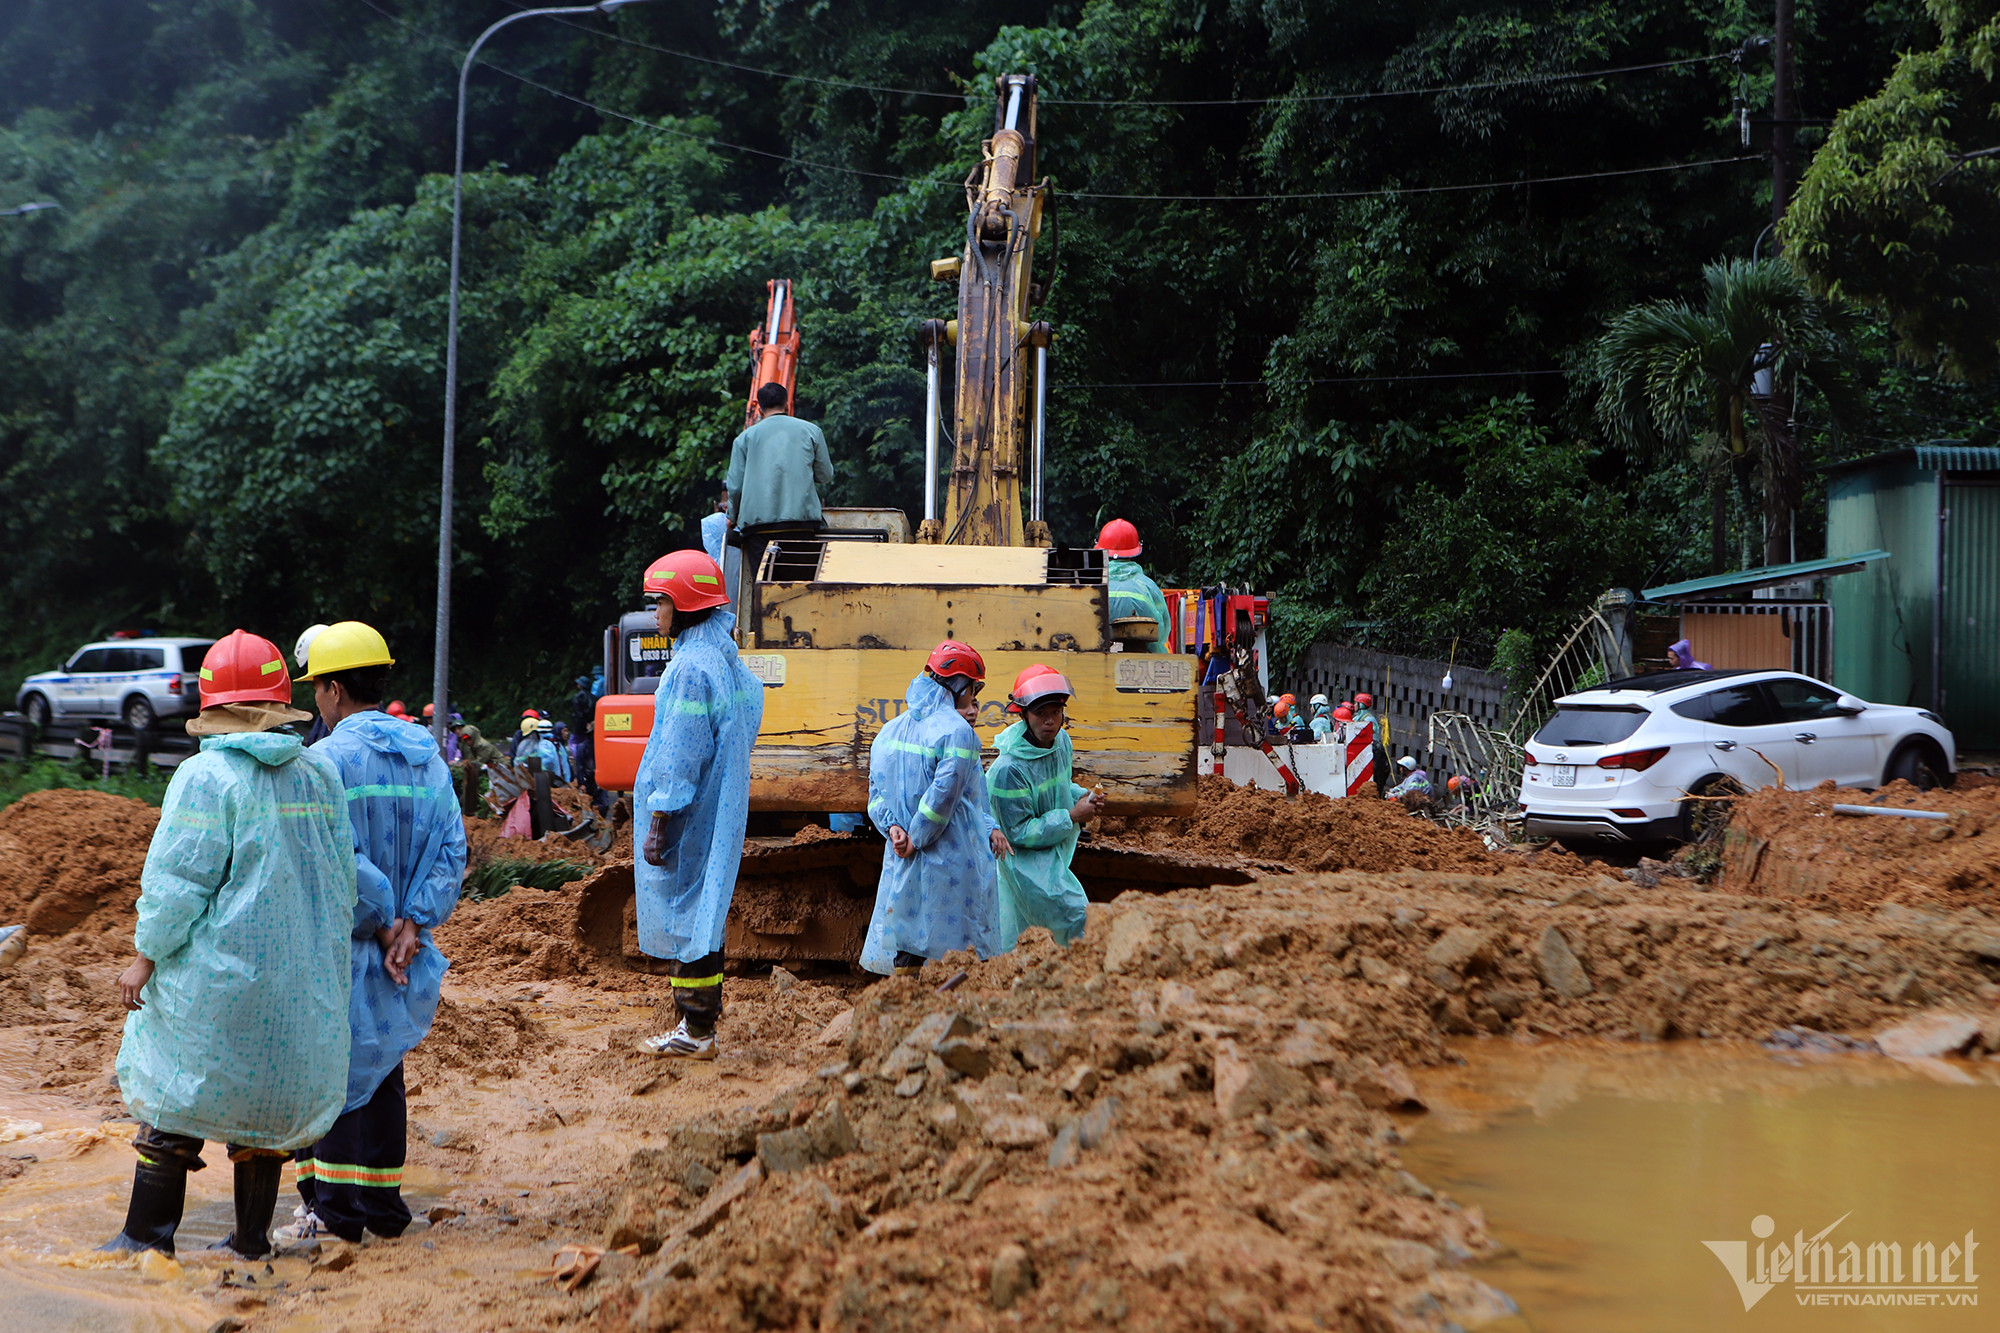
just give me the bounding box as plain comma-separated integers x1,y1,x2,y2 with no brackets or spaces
1771,0,1796,239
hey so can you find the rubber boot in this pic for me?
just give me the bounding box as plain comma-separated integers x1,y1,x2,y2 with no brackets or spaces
209,1156,283,1259
97,1158,188,1256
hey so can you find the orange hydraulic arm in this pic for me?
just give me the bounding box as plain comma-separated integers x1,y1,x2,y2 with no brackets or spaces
745,278,799,426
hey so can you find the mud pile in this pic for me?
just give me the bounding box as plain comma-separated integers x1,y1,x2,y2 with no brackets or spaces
0,789,156,955
463,809,630,875
434,885,593,983
1099,774,1586,877
1723,776,2000,909
581,870,2000,1332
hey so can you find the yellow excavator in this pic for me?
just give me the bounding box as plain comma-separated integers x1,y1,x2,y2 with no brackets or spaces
579,74,1242,970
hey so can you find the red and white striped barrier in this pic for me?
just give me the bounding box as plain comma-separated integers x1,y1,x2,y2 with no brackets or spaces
1343,721,1376,797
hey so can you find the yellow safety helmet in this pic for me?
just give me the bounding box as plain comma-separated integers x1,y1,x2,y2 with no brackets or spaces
305,621,395,678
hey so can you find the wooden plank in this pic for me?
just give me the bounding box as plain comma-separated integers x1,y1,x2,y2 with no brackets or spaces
815,543,1049,585
755,582,1106,651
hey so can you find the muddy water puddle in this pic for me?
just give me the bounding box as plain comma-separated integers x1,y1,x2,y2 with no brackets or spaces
1401,1041,2000,1331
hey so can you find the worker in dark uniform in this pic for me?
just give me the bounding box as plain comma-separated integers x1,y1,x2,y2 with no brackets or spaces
725,382,834,582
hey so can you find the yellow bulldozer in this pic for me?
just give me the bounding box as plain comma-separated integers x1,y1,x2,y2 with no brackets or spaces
580,74,1245,970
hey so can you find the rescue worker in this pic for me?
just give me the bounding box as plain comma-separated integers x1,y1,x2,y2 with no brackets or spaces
1309,694,1334,743
1096,519,1171,654
1387,755,1432,800
295,623,333,744
525,718,572,783
634,550,763,1058
284,621,466,1245
448,717,506,816
987,668,1103,950
102,630,355,1259
726,381,834,583
861,642,1008,977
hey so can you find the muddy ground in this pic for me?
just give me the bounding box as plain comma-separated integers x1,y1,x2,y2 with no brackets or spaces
2,778,1999,1331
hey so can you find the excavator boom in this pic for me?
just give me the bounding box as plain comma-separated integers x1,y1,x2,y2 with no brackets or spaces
925,74,1050,548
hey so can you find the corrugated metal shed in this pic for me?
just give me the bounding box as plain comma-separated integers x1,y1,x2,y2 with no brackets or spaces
1824,442,2000,750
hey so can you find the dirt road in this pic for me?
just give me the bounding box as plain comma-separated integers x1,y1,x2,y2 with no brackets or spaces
2,780,1998,1331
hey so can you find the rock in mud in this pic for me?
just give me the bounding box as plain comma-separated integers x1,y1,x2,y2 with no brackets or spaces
1104,911,1155,974
1874,1009,1983,1060
1536,925,1592,1000
880,1011,974,1076
990,1243,1036,1310
1213,1046,1312,1120
934,1037,992,1078
1350,1061,1424,1111
756,1100,859,1174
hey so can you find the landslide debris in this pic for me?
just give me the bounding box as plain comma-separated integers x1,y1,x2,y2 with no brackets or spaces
581,869,2000,1332
1723,776,2000,910
0,789,156,955
1099,774,1588,877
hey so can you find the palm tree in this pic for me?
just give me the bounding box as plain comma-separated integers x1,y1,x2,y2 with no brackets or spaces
1590,258,1861,572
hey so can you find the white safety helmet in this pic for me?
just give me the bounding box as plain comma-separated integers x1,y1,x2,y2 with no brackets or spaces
293,623,331,671
1396,755,1418,771
1309,693,1329,708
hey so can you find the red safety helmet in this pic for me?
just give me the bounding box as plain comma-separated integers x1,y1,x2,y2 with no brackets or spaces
1354,692,1373,707
1334,706,1353,722
1006,663,1054,714
422,702,435,718
521,708,541,719
644,550,731,611
386,700,407,716
925,640,985,686
198,629,296,708
1013,669,1073,713
1095,518,1142,558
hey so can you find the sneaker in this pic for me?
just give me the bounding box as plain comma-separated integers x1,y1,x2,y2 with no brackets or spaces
271,1209,325,1244
641,1020,716,1060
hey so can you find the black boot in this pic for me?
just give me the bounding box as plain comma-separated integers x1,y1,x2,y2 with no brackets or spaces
209,1155,283,1259
98,1158,188,1256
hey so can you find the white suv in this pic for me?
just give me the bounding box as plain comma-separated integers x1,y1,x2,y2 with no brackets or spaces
16,638,216,732
1520,669,1955,846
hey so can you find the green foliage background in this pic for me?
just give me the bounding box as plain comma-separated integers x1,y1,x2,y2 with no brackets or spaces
3,0,1997,733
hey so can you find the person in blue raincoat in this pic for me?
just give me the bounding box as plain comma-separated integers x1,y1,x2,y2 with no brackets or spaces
524,717,572,783
987,667,1104,950
282,621,465,1244
1096,519,1172,654
633,549,764,1058
861,642,1011,976
103,630,355,1260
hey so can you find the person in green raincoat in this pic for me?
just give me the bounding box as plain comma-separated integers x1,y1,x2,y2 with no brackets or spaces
1095,518,1171,654
987,666,1105,950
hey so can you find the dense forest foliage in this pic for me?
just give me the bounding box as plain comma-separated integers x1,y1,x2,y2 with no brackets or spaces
3,0,1996,727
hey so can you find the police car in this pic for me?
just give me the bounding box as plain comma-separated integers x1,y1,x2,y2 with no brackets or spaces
16,638,216,732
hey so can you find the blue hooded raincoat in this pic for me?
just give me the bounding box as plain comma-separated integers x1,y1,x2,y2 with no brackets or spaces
318,711,467,1111
117,730,356,1149
987,720,1091,948
633,609,763,962
860,675,1000,973
1106,556,1171,654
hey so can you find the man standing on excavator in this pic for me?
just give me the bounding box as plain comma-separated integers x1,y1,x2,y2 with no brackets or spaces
1096,519,1171,654
726,381,834,582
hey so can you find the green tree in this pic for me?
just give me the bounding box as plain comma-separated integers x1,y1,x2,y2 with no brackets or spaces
1783,0,2000,382
1588,257,1859,573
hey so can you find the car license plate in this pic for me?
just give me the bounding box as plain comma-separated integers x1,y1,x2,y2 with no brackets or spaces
1550,764,1576,787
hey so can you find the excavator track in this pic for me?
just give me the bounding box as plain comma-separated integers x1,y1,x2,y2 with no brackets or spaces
570,835,1274,969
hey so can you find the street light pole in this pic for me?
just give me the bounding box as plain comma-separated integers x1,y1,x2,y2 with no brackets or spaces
433,0,655,747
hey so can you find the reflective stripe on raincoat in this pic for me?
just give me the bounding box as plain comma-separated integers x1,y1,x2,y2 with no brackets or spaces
117,731,356,1149
986,720,1090,948
633,609,763,963
318,710,467,1111
1106,556,1171,653
860,674,999,973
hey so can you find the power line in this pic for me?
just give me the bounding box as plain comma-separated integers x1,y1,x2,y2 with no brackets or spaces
1059,156,1759,202
520,8,1728,109
475,63,1761,206
1055,370,1571,389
